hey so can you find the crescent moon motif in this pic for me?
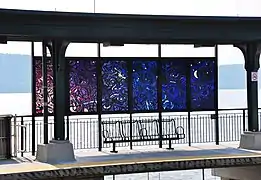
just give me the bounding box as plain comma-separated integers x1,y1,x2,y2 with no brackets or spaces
194,70,199,79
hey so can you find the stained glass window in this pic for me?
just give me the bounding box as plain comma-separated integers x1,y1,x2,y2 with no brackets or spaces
34,57,54,114
69,60,97,113
162,61,187,110
190,59,216,110
132,60,157,111
102,60,128,112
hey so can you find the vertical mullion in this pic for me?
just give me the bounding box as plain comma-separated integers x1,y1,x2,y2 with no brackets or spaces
157,44,163,148
97,43,102,151
128,58,133,149
31,42,36,155
215,45,219,145
42,41,49,144
187,59,192,146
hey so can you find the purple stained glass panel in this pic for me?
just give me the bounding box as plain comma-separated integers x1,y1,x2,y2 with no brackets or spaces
69,60,97,113
34,57,54,114
101,60,128,112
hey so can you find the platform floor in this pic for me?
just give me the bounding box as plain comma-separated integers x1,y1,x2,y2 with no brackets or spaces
1,142,261,179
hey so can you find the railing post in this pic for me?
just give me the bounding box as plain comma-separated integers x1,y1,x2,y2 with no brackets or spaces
243,109,246,131
66,115,69,140
21,116,24,157
188,112,191,146
215,112,219,145
31,115,35,156
13,115,17,157
129,114,133,150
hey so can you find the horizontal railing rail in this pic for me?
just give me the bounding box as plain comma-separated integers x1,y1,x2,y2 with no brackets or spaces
11,108,254,157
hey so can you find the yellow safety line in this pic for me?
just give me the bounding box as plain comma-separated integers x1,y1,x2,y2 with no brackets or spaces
1,153,261,175
0,165,58,174
55,152,261,169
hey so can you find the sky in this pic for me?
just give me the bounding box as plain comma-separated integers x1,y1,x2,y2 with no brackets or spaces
0,0,260,65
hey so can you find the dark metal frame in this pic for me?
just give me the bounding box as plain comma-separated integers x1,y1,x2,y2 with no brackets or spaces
187,57,218,112
32,56,218,116
31,56,54,117
66,57,99,116
31,53,218,151
31,42,36,155
42,41,49,144
214,45,219,144
2,8,261,44
0,7,259,137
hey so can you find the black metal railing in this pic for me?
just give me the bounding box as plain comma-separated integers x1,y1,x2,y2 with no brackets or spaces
11,108,251,156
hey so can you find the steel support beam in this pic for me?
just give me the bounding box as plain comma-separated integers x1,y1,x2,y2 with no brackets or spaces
42,41,48,144
3,9,261,43
50,40,69,140
235,43,261,131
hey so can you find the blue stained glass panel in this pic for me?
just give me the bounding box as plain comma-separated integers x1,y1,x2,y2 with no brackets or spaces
102,60,128,112
190,59,216,110
132,60,158,111
162,61,187,110
69,60,97,113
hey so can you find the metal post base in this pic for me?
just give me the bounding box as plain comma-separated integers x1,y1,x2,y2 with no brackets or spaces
239,131,261,150
36,140,75,163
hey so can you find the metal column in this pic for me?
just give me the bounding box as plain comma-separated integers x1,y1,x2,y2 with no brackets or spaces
42,41,49,144
51,40,69,140
245,43,260,131
236,43,261,132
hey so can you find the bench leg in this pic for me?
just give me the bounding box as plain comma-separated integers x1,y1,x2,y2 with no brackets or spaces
110,143,118,153
166,139,174,150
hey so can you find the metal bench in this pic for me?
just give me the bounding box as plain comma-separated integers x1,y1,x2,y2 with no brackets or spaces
102,117,185,153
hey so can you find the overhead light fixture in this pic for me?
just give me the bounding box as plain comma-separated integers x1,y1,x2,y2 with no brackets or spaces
103,42,124,47
194,44,216,48
0,36,7,44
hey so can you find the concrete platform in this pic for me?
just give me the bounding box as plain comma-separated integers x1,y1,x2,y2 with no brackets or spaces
1,143,261,180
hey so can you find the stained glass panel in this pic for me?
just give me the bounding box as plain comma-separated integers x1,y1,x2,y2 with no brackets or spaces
190,59,216,110
102,60,128,112
69,60,97,113
34,58,54,114
132,60,157,111
162,61,187,110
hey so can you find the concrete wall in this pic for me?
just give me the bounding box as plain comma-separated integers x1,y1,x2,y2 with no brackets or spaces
212,166,261,180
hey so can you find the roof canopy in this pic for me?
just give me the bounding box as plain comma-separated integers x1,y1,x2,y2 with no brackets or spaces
1,8,261,44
